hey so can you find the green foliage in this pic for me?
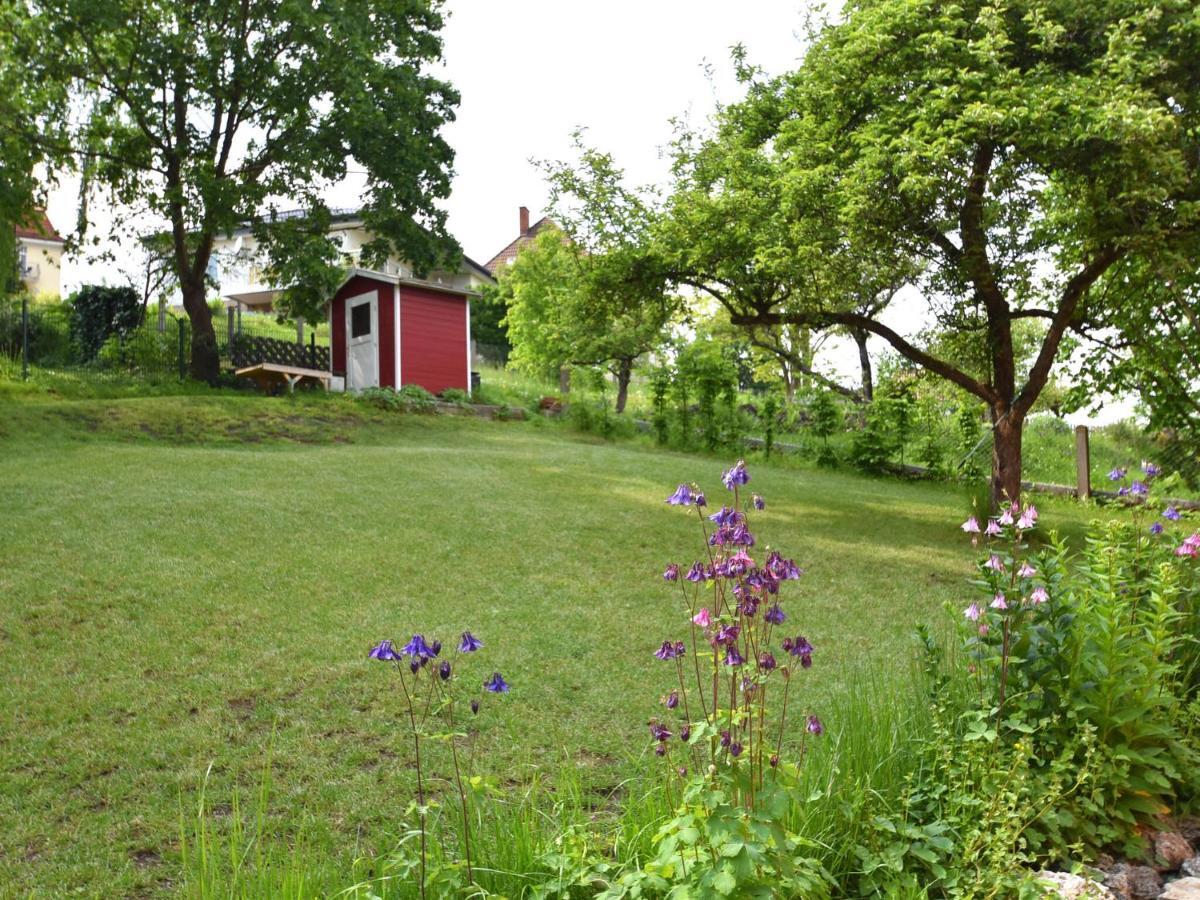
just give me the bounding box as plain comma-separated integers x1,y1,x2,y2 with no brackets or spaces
650,365,671,446
67,284,143,362
808,390,842,467
956,403,988,479
761,391,779,458
849,402,899,474
600,772,834,899
360,384,437,414
439,387,470,406
0,296,72,365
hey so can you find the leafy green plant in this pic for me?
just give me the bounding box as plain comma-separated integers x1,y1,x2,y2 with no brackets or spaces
849,401,897,474
808,390,841,467
68,284,144,362
360,385,437,414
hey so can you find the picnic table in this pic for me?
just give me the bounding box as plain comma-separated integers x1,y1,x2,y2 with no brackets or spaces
235,362,332,394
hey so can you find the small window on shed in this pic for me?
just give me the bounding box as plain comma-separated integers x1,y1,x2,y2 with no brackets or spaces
350,302,371,338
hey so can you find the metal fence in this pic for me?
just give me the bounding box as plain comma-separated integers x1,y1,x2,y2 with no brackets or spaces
1,296,332,384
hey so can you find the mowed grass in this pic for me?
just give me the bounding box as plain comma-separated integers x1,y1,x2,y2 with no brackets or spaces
0,391,1099,896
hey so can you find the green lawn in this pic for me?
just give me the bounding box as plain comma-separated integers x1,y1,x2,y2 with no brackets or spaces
0,390,1102,896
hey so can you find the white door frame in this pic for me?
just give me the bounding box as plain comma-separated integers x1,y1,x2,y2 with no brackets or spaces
344,290,379,391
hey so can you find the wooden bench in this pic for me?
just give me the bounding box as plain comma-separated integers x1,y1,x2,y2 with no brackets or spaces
235,362,332,394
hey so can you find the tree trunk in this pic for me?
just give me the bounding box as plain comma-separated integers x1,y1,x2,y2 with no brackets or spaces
558,366,570,394
990,409,1024,509
782,364,796,403
852,328,873,402
181,280,219,383
614,358,632,414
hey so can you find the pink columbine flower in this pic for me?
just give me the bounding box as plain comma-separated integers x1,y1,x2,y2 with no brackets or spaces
1017,505,1038,529
978,623,989,637
692,608,712,627
990,593,1008,610
1018,562,1036,578
961,516,981,534
985,519,1002,537
964,602,982,621
985,554,1004,572
1029,586,1049,604
998,507,1015,526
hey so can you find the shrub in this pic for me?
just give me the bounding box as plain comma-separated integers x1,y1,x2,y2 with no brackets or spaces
360,384,437,413
440,387,470,405
849,401,898,473
808,390,841,467
0,296,73,366
68,284,144,361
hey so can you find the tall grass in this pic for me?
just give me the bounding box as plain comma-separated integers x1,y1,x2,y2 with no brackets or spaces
179,662,933,898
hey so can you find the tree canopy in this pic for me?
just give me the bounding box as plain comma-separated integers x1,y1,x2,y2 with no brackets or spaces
3,0,460,380
668,0,1199,503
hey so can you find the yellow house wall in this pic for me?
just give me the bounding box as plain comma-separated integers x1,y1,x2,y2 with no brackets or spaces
19,239,63,299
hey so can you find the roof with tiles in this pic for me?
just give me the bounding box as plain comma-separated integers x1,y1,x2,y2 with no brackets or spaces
15,209,65,244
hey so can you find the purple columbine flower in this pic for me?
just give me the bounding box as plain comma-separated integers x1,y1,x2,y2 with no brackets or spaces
665,690,679,710
665,484,693,506
459,632,483,653
722,460,750,489
470,699,480,714
654,744,666,756
1164,506,1181,521
409,659,421,674
439,661,452,680
679,725,691,742
663,563,679,581
764,604,786,625
1108,467,1127,481
738,596,760,618
368,639,401,661
806,715,824,736
713,624,741,646
964,602,982,621
484,672,509,693
654,640,686,660
961,516,981,534
719,730,731,748
650,722,672,742
769,754,779,768
759,651,777,671
985,519,1002,537
695,491,706,508
1130,481,1149,497
729,742,743,758
1150,521,1164,535
1143,461,1161,478
685,561,708,583
709,505,739,527
1118,486,1131,497
401,634,438,659
727,549,755,576
752,494,765,510
724,647,745,667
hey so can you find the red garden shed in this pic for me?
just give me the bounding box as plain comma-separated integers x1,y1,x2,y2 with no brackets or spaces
328,268,473,395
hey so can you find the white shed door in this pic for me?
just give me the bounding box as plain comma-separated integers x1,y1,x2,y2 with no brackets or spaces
345,292,378,391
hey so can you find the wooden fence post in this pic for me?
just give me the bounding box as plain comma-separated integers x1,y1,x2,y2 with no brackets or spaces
1075,425,1091,500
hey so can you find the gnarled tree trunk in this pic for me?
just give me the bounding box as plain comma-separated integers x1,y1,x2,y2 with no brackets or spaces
614,357,632,414
181,279,220,383
990,407,1024,508
851,327,873,402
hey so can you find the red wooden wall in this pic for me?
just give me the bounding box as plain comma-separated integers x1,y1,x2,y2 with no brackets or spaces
400,286,468,394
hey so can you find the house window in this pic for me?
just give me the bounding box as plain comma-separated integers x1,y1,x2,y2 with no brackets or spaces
17,244,27,276
350,302,371,338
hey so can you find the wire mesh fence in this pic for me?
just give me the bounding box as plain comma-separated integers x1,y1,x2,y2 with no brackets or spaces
2,296,331,385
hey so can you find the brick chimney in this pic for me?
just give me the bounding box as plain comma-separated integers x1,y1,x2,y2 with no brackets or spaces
519,206,530,236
